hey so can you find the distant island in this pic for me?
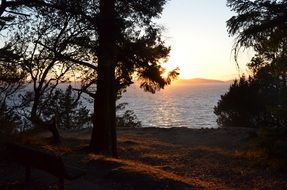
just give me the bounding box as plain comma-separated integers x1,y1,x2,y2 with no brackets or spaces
174,78,227,85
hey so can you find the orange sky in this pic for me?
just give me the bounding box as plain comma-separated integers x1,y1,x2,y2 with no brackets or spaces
158,0,252,80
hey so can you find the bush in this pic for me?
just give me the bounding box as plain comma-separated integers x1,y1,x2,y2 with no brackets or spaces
214,75,287,128
116,110,142,128
116,103,142,128
0,105,21,142
41,85,91,130
214,76,266,127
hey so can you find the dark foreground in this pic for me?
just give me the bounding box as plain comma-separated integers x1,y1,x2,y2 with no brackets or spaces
0,127,286,189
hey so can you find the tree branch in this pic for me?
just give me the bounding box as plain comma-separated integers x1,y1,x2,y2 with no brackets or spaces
37,41,98,70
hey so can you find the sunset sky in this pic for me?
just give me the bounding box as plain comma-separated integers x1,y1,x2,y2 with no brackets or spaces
158,0,252,80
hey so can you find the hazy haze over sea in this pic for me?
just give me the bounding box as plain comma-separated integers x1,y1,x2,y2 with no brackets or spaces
118,82,230,129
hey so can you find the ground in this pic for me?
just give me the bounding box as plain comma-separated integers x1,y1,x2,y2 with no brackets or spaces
0,127,286,189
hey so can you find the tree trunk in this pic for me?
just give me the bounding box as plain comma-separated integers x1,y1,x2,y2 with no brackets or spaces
89,0,117,157
30,91,61,144
47,117,61,144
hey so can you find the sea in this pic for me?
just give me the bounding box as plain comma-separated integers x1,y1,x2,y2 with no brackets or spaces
11,82,230,129
117,82,230,129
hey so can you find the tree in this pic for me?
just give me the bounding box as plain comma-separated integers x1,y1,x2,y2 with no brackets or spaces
1,4,94,143
214,74,285,128
0,46,26,135
87,0,116,156
49,0,176,155
215,0,287,128
215,76,260,127
0,0,178,156
227,0,287,60
90,0,179,156
42,85,90,130
58,85,89,130
116,103,142,128
0,46,26,107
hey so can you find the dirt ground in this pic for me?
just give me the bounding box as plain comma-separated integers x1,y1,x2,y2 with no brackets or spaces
1,127,286,189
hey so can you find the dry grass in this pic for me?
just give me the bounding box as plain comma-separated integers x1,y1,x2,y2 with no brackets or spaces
1,127,286,189
85,154,207,189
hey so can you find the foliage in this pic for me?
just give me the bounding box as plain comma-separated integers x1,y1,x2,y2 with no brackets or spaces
216,0,287,128
41,85,91,130
0,104,22,136
116,110,142,128
0,5,92,135
0,46,26,136
0,0,178,117
0,0,178,154
227,0,287,61
224,0,287,171
214,76,263,127
214,67,287,128
116,103,142,128
0,45,27,107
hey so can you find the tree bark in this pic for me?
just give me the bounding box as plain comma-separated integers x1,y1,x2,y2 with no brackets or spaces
89,0,117,157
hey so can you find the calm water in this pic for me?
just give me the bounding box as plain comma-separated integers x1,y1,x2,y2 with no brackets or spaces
118,83,230,128
13,83,229,129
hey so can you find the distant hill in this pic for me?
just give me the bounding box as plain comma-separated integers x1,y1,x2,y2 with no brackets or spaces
174,78,226,85
225,79,236,84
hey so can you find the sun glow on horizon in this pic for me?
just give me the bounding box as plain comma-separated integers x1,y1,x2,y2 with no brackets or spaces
158,0,250,81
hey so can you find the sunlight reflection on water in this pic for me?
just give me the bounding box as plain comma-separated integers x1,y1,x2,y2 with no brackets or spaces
118,83,229,128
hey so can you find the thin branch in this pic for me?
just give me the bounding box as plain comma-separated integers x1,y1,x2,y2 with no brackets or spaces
73,87,95,98
37,41,98,70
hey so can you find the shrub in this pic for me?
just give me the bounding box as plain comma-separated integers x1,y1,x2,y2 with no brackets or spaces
41,85,91,130
214,76,266,127
116,103,142,128
214,74,287,128
0,105,22,143
117,110,142,128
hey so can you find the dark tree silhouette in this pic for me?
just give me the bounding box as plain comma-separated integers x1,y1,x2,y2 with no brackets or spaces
215,0,287,128
0,0,177,156
89,0,178,156
0,46,26,107
41,85,90,130
227,0,287,60
0,46,26,136
5,8,91,143
89,0,117,156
